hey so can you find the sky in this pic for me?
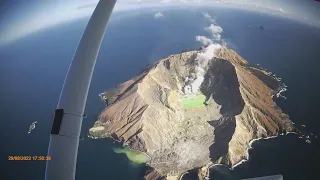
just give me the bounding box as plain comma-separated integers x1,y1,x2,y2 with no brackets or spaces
0,0,319,46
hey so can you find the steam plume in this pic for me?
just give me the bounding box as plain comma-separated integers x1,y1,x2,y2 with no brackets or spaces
202,12,215,23
204,24,223,41
195,36,213,46
184,12,223,94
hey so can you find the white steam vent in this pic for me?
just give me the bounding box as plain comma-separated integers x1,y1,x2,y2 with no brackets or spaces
183,12,224,94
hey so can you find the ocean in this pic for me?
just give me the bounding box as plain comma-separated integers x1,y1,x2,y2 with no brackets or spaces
1,6,319,180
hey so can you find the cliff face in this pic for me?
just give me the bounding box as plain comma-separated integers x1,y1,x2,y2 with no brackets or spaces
90,47,295,179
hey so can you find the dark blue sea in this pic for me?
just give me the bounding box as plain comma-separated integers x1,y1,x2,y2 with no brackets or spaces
1,7,319,180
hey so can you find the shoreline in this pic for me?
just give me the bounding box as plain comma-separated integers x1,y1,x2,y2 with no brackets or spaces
87,134,152,163
201,131,301,180
88,123,317,180
231,131,299,169
178,172,188,180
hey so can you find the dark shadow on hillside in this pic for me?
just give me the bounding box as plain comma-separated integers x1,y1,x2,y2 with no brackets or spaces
208,117,237,163
200,59,245,116
200,59,245,163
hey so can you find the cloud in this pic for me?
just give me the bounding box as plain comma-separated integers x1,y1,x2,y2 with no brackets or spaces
160,0,171,3
76,2,97,9
154,12,164,18
0,0,96,46
1,0,318,46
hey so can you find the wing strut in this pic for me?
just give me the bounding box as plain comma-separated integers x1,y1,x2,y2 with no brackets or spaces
45,1,117,179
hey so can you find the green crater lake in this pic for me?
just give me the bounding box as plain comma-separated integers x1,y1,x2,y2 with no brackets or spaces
182,94,206,109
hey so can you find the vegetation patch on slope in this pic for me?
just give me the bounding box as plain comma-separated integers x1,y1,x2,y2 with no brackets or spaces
88,126,105,137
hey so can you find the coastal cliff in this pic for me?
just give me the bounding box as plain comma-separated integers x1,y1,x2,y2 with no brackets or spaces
89,47,295,179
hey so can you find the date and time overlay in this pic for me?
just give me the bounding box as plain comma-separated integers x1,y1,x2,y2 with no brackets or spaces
8,156,51,161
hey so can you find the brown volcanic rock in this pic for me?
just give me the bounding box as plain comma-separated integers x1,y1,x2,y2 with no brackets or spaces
214,48,295,166
90,47,295,179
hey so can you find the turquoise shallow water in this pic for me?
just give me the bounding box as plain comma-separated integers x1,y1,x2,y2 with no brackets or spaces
1,7,319,180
